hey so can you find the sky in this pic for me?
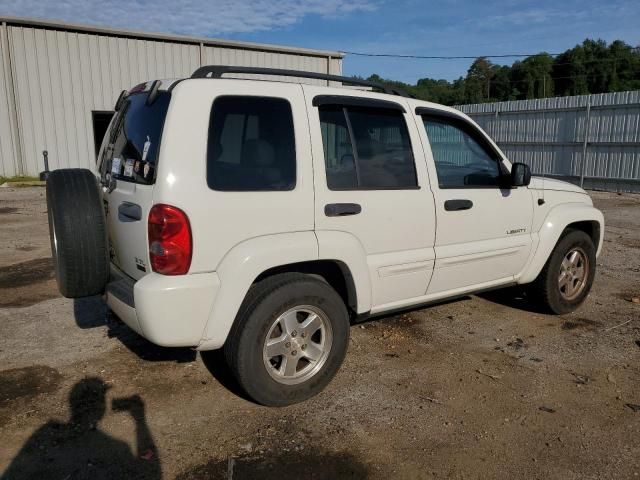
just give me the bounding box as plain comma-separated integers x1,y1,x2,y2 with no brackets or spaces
1,0,639,83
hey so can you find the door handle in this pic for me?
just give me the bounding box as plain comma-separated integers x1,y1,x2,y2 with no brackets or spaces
118,202,142,222
325,203,362,217
444,199,473,211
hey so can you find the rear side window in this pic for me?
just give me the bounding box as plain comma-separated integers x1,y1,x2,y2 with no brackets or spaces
207,96,296,191
319,105,417,190
104,91,170,185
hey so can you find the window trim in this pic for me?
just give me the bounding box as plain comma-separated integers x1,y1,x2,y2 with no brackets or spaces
313,95,406,113
418,109,509,190
318,104,420,191
341,106,362,187
206,94,297,192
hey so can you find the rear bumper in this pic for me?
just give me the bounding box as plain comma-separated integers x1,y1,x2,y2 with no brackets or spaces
105,265,220,347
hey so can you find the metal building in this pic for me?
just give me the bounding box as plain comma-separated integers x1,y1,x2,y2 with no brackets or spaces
458,91,640,193
0,16,343,177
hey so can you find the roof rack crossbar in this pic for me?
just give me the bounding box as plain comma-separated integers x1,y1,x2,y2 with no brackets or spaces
190,65,410,97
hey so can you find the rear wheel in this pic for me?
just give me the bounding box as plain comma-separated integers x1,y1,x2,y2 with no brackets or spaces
46,168,109,298
224,273,350,406
529,229,596,314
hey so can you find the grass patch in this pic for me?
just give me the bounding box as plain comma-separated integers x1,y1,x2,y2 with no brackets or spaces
0,175,40,185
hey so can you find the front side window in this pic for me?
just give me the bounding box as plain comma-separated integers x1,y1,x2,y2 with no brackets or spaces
422,116,503,188
319,105,417,190
207,96,296,191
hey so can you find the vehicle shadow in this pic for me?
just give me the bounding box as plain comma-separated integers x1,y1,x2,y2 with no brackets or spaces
353,295,473,326
73,297,196,363
477,286,551,315
199,349,253,402
2,378,161,480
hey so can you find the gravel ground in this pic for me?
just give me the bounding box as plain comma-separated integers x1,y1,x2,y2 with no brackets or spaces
0,187,638,479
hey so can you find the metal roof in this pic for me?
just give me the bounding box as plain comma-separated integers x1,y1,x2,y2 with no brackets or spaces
0,15,344,59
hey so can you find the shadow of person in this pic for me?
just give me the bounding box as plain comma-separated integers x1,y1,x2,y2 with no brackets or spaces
1,378,161,480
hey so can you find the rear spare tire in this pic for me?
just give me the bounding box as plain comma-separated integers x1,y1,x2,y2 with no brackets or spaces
46,168,109,298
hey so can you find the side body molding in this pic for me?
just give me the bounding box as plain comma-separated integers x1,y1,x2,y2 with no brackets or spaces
198,232,319,350
517,203,604,284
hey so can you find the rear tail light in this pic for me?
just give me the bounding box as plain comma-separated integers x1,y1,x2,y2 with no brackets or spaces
148,204,192,275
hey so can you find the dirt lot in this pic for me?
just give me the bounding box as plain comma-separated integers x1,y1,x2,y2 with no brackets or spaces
0,187,638,479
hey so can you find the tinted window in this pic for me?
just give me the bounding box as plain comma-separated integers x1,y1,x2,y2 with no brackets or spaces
207,96,296,191
422,117,502,188
319,106,356,189
319,106,417,190
104,92,170,185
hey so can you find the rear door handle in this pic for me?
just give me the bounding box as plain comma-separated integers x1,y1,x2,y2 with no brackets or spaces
118,202,142,222
325,203,362,217
444,199,473,211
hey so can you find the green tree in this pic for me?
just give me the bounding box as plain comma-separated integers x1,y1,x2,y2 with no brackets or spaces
512,54,554,99
361,38,640,106
464,57,494,103
606,40,640,91
489,65,514,101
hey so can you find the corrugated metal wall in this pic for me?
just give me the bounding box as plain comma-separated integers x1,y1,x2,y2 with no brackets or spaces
0,24,18,177
7,26,201,175
202,46,340,85
0,21,342,177
458,91,640,193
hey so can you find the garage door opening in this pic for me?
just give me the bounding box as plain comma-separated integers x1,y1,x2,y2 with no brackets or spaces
92,111,114,159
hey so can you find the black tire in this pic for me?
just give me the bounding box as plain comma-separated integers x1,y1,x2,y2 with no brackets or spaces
46,168,109,298
528,229,596,314
224,273,350,406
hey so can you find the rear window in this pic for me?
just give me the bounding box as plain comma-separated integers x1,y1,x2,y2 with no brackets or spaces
102,91,171,185
206,96,296,191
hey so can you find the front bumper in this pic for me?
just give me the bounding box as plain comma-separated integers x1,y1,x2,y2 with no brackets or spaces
105,265,220,347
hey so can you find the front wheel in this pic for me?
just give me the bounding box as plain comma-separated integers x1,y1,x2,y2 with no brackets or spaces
224,273,350,406
528,229,596,314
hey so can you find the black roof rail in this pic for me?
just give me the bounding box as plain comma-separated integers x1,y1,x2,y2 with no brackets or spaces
190,65,411,98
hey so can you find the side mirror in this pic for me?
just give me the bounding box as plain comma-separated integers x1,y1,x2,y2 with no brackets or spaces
511,162,531,187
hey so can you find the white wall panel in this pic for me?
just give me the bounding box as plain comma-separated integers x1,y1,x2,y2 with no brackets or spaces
202,45,330,85
0,24,18,177
0,21,342,176
7,26,201,174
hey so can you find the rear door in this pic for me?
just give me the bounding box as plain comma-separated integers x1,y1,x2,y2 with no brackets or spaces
306,88,437,311
98,87,171,280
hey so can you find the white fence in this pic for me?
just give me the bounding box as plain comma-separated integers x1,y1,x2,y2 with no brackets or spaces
458,91,640,193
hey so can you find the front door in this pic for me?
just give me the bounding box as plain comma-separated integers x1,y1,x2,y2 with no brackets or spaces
417,111,534,295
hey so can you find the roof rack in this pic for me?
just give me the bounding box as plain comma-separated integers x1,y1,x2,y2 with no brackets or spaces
190,65,411,98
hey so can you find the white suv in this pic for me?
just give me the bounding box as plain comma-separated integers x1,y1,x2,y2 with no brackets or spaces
46,66,604,406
